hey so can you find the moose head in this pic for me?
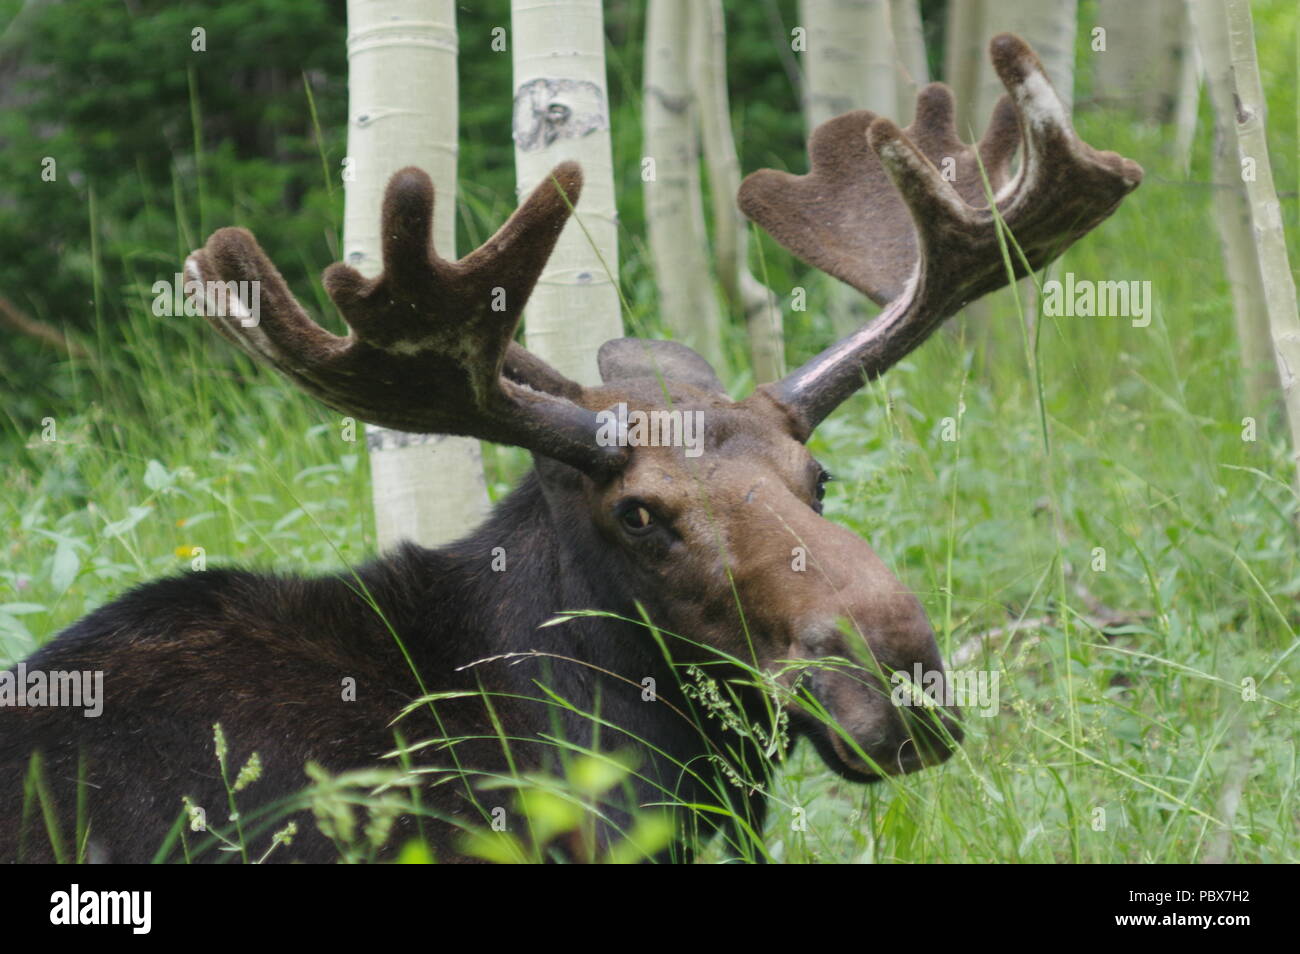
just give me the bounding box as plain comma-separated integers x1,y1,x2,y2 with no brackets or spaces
186,35,1140,790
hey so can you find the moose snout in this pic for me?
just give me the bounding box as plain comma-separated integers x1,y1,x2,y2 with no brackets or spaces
734,487,968,781
894,679,965,765
791,607,965,781
801,649,964,780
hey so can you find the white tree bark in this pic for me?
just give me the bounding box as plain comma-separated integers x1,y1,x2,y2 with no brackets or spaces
1094,0,1184,122
345,0,489,551
643,0,725,370
975,0,1076,126
890,0,929,123
1224,0,1300,493
1190,0,1273,412
1172,0,1202,172
944,0,985,138
799,0,896,338
692,0,783,382
800,0,896,124
511,0,622,385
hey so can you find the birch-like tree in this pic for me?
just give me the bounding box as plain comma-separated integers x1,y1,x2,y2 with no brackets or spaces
691,0,783,382
345,0,489,550
1094,0,1185,123
643,0,724,370
798,0,896,337
944,0,985,137
1190,0,1273,412
890,0,929,123
1172,5,1202,171
975,0,1077,124
800,0,896,123
1223,0,1300,495
511,0,622,385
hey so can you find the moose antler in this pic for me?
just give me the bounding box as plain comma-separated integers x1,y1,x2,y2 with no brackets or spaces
185,163,624,476
739,34,1143,435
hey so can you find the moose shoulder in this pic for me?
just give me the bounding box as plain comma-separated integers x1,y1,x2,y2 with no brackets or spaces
0,36,1140,864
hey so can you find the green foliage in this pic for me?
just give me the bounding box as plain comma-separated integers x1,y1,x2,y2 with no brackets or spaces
0,0,348,418
458,752,677,864
175,723,298,863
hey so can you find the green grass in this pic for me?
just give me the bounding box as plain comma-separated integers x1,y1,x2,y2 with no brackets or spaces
3,7,1299,862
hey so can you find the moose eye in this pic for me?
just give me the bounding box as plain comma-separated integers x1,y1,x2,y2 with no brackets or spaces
618,502,656,535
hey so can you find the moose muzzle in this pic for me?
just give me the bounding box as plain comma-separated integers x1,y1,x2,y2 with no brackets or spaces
737,494,965,782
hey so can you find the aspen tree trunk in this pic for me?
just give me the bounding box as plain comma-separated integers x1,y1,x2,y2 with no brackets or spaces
346,0,489,551
1224,0,1300,496
800,0,896,124
890,0,929,123
1172,1,1202,172
799,0,896,338
1014,0,1076,107
643,0,724,370
1094,0,1184,122
692,0,783,382
975,0,1076,124
944,0,985,138
1189,0,1274,412
511,0,622,385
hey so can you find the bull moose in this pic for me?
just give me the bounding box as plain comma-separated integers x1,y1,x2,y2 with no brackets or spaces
0,36,1140,863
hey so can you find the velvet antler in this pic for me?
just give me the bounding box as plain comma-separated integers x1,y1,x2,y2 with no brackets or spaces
738,34,1144,436
185,163,623,477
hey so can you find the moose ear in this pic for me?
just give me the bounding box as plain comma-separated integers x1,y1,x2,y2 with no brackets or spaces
597,338,726,394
